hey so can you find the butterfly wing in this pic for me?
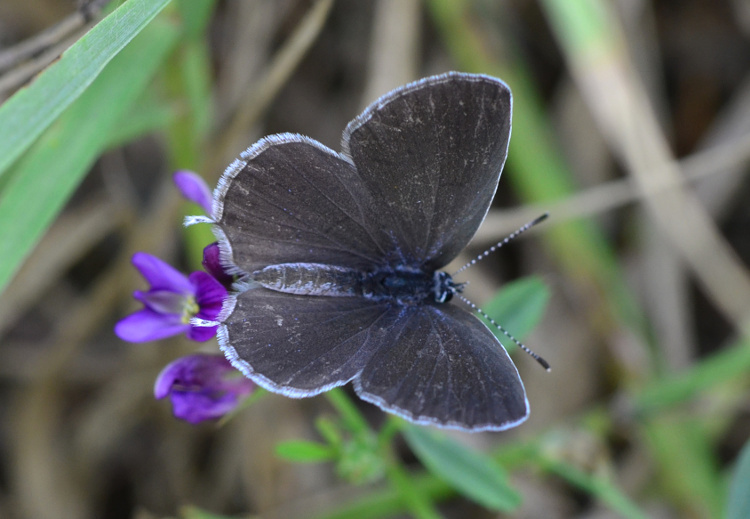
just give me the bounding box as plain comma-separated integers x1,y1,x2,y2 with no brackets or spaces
214,134,395,275
212,72,523,428
342,72,512,270
354,303,528,431
214,73,511,276
219,287,401,396
221,287,528,430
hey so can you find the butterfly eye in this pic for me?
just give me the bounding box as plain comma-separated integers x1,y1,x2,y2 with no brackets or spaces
435,291,453,303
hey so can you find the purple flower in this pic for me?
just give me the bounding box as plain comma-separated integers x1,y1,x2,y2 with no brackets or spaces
154,354,255,424
115,252,226,343
174,170,213,215
202,242,234,289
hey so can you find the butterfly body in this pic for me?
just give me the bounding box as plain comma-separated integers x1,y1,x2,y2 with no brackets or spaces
254,263,459,305
363,267,452,304
253,263,364,297
206,72,530,431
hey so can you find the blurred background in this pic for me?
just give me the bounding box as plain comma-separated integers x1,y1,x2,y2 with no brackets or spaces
1,0,750,518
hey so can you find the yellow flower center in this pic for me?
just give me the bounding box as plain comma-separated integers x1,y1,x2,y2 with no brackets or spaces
181,296,200,324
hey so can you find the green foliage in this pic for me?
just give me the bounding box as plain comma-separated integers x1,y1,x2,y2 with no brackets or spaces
402,425,521,512
642,416,723,518
0,2,176,294
336,429,386,485
635,338,750,414
180,506,254,519
727,438,750,519
275,440,335,463
0,0,171,180
481,276,550,343
275,391,387,484
528,440,650,519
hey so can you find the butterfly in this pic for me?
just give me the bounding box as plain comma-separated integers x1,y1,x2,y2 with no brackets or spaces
197,71,532,431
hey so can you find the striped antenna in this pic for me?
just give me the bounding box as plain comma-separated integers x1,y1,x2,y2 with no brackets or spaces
457,294,550,371
453,213,549,276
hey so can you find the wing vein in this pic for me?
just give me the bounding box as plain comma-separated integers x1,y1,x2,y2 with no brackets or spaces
294,162,391,261
282,303,393,384
243,192,380,263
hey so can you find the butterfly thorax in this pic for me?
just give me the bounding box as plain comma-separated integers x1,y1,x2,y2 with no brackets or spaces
253,263,459,304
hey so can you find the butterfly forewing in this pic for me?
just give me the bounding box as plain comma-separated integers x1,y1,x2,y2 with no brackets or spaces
216,136,388,274
342,74,512,269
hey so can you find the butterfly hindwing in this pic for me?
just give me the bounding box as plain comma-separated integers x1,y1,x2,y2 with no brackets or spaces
354,303,528,431
220,286,396,396
221,286,528,430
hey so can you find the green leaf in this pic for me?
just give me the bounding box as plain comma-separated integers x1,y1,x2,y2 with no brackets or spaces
382,454,441,519
636,338,750,413
337,431,385,485
276,440,335,463
325,388,370,435
0,0,172,179
0,17,180,294
104,90,177,149
481,276,550,341
315,417,343,447
181,505,251,519
176,0,218,38
727,437,750,519
402,425,521,512
642,417,723,518
533,448,649,519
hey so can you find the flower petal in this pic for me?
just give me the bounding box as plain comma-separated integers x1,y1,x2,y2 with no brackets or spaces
202,242,234,288
115,308,190,343
134,289,189,315
173,170,213,215
154,354,235,398
187,323,219,342
190,271,227,321
170,391,238,424
153,354,254,423
132,252,193,294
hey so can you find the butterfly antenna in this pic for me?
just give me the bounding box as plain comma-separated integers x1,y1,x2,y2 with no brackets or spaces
457,294,551,371
453,213,549,276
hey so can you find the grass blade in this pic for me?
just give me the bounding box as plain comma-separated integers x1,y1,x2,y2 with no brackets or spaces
0,17,179,294
403,425,521,512
481,276,550,342
728,438,750,519
0,0,171,179
275,440,335,463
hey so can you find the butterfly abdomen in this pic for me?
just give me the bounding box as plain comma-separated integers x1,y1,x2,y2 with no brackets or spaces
253,263,363,296
253,263,456,304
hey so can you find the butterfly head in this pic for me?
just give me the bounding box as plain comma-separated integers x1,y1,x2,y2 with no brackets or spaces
433,271,464,304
